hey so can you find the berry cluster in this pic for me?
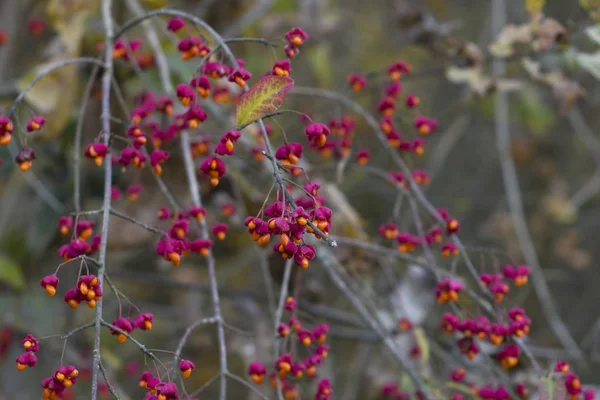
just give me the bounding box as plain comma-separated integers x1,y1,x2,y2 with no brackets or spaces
139,371,182,400
16,334,39,371
41,366,80,399
248,297,332,400
245,195,331,267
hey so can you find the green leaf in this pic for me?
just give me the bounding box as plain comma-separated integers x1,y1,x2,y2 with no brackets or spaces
307,44,334,87
538,372,566,400
413,328,430,363
236,75,294,127
0,256,25,290
101,348,124,370
525,0,545,14
516,89,555,136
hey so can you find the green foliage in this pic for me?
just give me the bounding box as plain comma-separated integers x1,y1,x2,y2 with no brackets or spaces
515,89,555,136
0,256,25,291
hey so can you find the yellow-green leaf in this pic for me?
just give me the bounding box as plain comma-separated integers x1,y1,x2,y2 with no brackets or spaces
0,256,25,290
101,348,123,370
413,327,430,363
525,0,545,14
236,75,294,127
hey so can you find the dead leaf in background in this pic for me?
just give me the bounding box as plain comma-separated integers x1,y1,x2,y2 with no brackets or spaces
511,137,534,166
489,24,532,57
446,65,522,97
580,0,600,22
322,183,367,239
533,18,568,50
15,0,96,141
522,58,586,113
542,196,577,224
457,42,485,67
553,229,591,270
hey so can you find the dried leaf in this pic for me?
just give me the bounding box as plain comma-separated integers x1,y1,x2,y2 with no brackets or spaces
236,75,294,127
522,58,586,113
533,18,568,50
459,42,485,67
489,24,532,57
446,66,522,97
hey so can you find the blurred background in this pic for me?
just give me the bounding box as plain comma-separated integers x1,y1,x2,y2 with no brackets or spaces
1,0,600,398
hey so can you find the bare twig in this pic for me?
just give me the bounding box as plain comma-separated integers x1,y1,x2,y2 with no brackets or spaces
188,373,221,397
90,1,115,398
99,361,123,400
60,322,95,340
317,248,432,399
124,0,173,94
172,316,219,370
491,0,582,363
568,106,600,209
225,371,271,400
74,66,100,213
99,320,163,365
181,131,228,400
272,259,293,400
7,57,104,119
6,57,102,214
222,0,275,37
110,207,164,234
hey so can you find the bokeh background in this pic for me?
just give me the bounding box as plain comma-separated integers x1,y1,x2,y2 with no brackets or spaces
1,0,600,398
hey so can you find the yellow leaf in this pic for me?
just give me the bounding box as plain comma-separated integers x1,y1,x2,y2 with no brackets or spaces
141,0,170,8
525,0,545,14
236,75,294,127
413,328,430,363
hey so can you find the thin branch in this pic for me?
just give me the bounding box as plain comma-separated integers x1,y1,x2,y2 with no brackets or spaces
317,247,432,399
225,371,271,400
568,106,600,209
7,57,104,119
99,320,162,364
273,259,293,400
222,0,275,37
91,1,115,398
181,130,228,400
491,0,582,363
5,58,103,213
110,207,164,235
124,0,173,94
188,373,221,397
172,316,219,369
60,322,95,340
74,65,100,213
571,172,600,209
99,361,123,400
